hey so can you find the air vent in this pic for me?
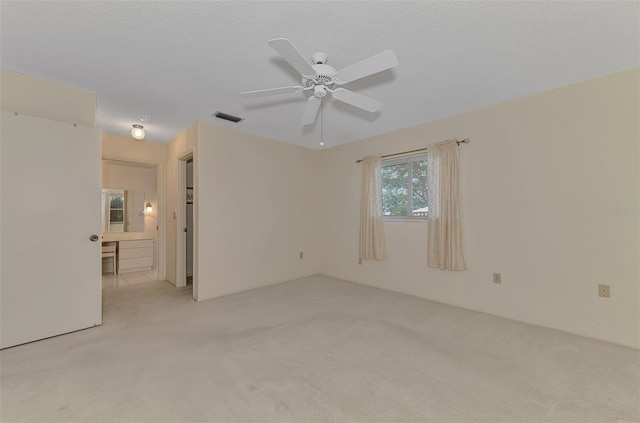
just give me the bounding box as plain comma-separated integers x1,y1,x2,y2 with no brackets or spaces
213,112,243,123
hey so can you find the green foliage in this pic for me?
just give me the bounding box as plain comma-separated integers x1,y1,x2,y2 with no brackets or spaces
382,163,408,215
411,160,428,210
381,159,427,216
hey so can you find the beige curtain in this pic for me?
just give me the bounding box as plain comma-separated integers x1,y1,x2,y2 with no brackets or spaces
426,140,466,270
359,155,387,260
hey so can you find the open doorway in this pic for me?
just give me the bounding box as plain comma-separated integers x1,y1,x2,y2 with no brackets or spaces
186,159,194,287
176,153,195,299
101,159,163,288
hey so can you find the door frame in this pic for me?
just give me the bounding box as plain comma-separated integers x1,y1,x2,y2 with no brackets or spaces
176,151,196,299
101,156,166,281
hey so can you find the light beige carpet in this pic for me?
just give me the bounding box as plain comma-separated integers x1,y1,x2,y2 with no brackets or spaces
1,275,638,422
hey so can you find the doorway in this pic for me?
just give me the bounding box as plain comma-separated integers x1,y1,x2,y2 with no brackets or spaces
176,153,195,299
100,159,163,288
186,159,194,287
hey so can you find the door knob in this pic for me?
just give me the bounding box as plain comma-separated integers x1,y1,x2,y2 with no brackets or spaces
89,234,99,242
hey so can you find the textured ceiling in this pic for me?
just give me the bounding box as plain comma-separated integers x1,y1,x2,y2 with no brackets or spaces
1,1,638,149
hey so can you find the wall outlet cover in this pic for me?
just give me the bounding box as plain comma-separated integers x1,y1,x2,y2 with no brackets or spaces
493,272,501,284
598,284,610,298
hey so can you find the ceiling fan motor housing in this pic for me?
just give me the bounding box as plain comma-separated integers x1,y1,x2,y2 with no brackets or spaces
303,63,337,90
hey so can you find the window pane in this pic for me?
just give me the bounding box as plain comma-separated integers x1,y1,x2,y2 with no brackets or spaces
381,163,408,216
110,209,124,223
110,195,124,208
411,160,428,215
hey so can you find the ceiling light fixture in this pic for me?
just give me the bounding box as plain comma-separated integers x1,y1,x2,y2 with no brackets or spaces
131,124,145,140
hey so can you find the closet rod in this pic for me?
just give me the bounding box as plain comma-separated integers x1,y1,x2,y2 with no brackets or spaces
355,138,470,163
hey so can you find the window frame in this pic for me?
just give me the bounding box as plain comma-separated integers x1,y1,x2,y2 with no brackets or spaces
107,191,125,225
381,152,428,222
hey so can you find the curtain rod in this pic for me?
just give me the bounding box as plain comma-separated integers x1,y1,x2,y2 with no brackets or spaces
355,138,470,163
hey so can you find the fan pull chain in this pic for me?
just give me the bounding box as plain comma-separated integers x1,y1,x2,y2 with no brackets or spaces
320,104,324,147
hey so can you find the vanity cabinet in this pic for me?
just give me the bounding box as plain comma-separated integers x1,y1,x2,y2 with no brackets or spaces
118,239,154,273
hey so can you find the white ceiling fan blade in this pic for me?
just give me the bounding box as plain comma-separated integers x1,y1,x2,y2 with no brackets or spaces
335,50,398,84
331,88,382,113
268,38,316,77
241,86,304,98
301,96,321,125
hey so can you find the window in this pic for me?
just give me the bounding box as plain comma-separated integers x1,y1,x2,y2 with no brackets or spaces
109,192,124,224
381,153,428,220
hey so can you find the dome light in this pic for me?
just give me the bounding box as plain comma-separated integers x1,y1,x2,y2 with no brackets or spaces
131,124,145,140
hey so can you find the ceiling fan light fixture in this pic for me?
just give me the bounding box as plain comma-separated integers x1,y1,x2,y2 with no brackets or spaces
131,124,145,140
313,85,327,97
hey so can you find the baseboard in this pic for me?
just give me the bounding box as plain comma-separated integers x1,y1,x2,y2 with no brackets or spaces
320,273,640,351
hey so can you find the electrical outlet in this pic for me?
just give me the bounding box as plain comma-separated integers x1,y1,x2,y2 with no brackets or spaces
299,251,303,259
493,272,501,284
598,284,610,298
359,257,363,265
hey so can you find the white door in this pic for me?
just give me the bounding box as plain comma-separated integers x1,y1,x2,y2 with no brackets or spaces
0,111,102,349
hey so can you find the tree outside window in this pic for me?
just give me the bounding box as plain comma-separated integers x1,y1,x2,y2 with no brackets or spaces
381,154,427,219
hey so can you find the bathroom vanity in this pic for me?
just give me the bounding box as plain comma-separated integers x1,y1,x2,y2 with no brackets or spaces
102,238,154,274
118,239,154,273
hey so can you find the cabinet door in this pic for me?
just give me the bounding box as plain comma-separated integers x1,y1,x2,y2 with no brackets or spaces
0,112,102,348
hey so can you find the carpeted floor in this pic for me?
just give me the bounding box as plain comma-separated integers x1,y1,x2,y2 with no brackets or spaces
1,275,638,422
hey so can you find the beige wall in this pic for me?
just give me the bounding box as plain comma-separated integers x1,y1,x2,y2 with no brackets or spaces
102,160,157,192
102,133,166,164
194,122,321,300
0,69,95,127
317,68,640,348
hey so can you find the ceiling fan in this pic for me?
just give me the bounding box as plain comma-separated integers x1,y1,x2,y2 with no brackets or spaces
241,38,398,125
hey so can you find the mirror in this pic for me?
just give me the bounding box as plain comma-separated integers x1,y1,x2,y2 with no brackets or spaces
102,188,146,232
